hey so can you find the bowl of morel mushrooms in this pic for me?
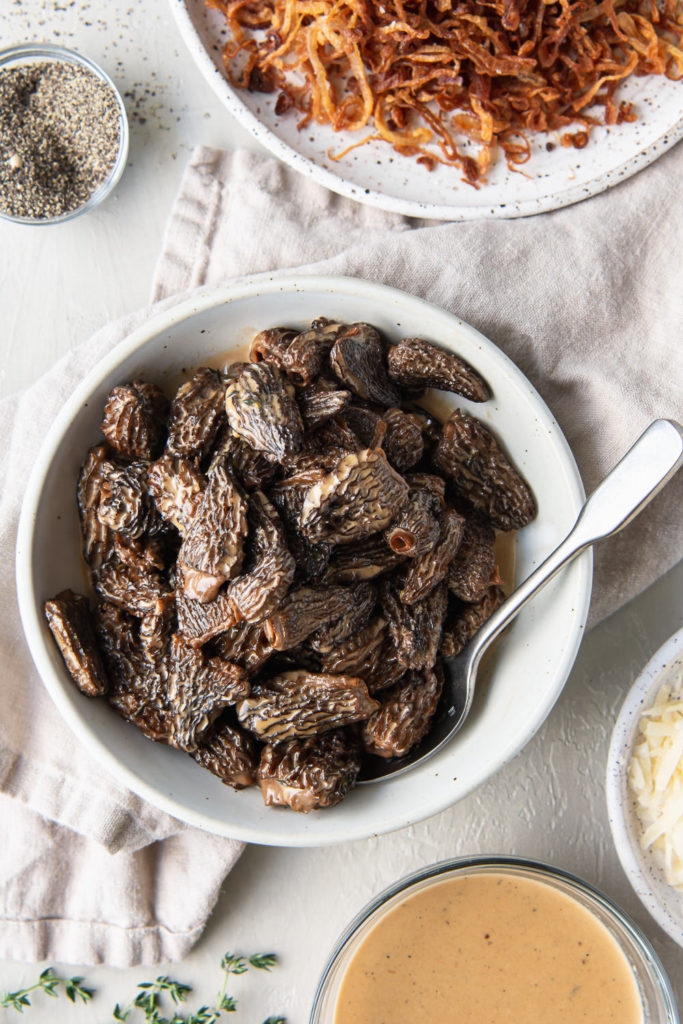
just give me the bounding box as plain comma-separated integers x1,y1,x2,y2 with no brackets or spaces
17,275,591,846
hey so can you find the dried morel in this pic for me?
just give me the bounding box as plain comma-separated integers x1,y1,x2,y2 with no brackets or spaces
325,535,406,582
259,729,362,812
98,461,158,540
433,410,535,531
96,602,173,743
381,407,425,472
249,327,297,369
236,670,379,741
101,380,168,460
447,517,497,603
176,590,236,647
166,368,226,460
400,507,465,604
298,378,352,429
283,319,343,385
192,720,259,789
330,323,400,406
168,634,249,752
78,445,115,569
300,449,409,544
262,584,357,650
307,581,376,654
321,616,404,694
384,483,441,558
380,578,448,670
211,621,274,677
387,338,490,402
44,590,109,696
147,455,206,537
225,362,304,462
362,667,443,759
212,428,279,490
440,585,506,659
178,463,248,602
225,491,296,624
94,557,174,617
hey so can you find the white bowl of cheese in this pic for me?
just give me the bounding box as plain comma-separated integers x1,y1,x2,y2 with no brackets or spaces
607,627,683,947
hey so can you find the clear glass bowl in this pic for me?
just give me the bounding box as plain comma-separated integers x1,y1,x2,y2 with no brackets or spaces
310,856,679,1024
0,43,129,225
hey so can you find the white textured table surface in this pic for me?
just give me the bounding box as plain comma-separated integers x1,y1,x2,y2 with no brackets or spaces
1,0,682,1017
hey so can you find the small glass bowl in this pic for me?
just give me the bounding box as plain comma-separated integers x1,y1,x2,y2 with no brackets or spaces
0,43,129,225
310,856,679,1024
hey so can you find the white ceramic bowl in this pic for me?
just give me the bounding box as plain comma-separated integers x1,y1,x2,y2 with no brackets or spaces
16,274,591,846
607,628,683,946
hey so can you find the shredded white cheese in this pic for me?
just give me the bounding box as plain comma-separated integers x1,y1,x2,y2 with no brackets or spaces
628,671,683,889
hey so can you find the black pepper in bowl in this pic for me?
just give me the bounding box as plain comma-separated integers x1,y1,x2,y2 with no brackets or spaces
0,51,126,221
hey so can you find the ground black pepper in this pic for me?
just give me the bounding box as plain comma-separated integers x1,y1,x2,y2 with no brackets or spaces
0,59,123,220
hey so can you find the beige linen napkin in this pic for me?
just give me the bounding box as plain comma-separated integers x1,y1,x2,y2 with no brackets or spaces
1,144,681,969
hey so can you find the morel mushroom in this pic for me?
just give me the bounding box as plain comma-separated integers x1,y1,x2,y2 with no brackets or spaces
380,578,448,670
259,730,362,812
446,517,497,603
192,720,259,789
101,380,168,460
249,327,297,370
433,410,536,531
147,455,206,537
329,323,400,406
167,635,249,752
236,671,379,741
362,667,443,759
225,362,304,462
44,590,109,697
300,449,409,544
177,462,248,602
282,318,344,385
166,367,227,460
387,337,490,402
440,585,506,659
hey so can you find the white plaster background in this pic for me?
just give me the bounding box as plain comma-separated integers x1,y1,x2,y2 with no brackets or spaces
0,0,681,1015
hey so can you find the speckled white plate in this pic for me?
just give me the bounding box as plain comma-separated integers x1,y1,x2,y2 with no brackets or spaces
170,0,683,220
606,628,683,947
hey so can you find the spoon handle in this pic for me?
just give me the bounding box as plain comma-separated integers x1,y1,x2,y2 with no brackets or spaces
467,419,683,669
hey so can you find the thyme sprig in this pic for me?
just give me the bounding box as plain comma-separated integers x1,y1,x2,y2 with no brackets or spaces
112,952,282,1024
0,954,284,1024
1,967,94,1012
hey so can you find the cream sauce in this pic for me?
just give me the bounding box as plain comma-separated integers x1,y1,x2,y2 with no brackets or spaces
334,872,643,1024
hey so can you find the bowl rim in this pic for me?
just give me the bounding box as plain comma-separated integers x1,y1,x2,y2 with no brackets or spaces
170,0,683,222
309,854,679,1023
15,273,593,845
606,626,683,947
0,42,129,226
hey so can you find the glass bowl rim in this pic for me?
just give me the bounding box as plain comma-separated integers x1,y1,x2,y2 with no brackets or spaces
0,42,129,226
309,854,679,1024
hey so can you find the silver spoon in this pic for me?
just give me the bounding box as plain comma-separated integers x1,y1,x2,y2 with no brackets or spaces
361,418,683,783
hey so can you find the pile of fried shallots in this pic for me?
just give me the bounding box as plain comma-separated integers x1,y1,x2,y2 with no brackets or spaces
45,320,535,812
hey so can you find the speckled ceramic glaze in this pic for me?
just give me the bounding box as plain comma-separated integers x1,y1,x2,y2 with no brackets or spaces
170,0,683,220
607,628,683,947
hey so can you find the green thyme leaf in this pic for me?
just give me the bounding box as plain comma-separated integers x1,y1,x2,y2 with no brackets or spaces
248,955,277,972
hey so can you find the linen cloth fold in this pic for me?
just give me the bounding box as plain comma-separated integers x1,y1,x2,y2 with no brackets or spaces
1,143,681,968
